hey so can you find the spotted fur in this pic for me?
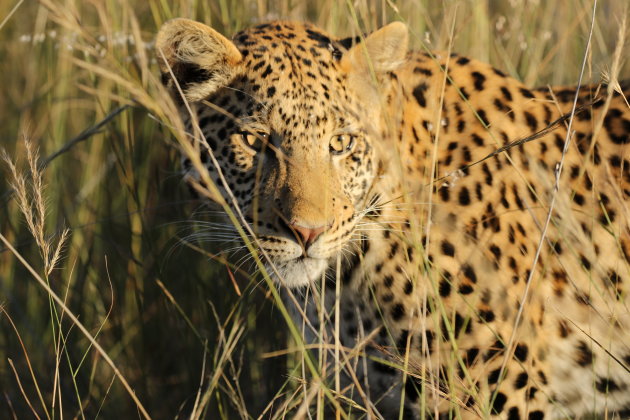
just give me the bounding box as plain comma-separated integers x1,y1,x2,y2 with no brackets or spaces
156,18,630,419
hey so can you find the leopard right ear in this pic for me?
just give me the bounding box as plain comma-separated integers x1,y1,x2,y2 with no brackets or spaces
156,18,242,102
340,22,408,77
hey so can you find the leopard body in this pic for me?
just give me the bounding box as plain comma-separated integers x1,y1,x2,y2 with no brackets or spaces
156,18,630,419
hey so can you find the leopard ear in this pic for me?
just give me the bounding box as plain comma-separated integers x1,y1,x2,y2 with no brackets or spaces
156,18,242,102
341,22,408,76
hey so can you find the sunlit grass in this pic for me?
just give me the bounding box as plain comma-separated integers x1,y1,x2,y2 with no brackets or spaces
0,0,628,418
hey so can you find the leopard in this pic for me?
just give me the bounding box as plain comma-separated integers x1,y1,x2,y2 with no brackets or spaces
155,18,630,419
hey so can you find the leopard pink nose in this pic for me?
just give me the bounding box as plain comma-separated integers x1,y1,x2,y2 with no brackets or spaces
290,223,327,248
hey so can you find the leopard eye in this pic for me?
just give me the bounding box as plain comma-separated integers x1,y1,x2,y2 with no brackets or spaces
240,131,268,153
329,134,356,155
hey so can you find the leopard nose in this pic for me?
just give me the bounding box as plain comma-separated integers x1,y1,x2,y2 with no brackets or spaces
289,223,327,249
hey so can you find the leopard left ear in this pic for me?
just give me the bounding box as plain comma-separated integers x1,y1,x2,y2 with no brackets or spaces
341,22,408,76
156,18,243,102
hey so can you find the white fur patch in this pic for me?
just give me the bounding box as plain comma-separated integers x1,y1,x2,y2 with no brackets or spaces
268,257,329,288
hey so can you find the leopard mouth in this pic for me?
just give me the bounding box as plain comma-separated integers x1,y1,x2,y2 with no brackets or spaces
265,254,329,288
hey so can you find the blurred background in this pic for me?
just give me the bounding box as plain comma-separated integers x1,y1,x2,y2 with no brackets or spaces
0,0,628,418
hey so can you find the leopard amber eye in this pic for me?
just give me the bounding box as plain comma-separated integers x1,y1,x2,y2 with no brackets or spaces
329,134,356,155
240,131,268,153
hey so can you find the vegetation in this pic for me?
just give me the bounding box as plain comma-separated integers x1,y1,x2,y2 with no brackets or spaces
0,0,628,418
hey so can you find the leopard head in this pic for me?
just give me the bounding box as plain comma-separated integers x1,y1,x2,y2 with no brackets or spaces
156,19,408,287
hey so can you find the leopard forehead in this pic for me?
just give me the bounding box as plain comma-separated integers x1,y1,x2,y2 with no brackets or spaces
229,22,362,136
233,21,347,63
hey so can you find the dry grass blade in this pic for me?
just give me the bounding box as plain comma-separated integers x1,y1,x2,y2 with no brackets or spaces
0,307,51,420
190,307,245,420
3,391,19,420
7,358,42,420
0,0,24,31
39,105,131,170
189,339,208,420
432,101,599,185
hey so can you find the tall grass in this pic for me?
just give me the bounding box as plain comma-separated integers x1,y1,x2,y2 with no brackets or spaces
0,0,628,418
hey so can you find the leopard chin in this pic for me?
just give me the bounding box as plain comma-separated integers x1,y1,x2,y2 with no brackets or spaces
266,256,329,288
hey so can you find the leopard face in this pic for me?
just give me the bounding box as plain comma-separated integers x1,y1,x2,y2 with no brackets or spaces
156,19,406,286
